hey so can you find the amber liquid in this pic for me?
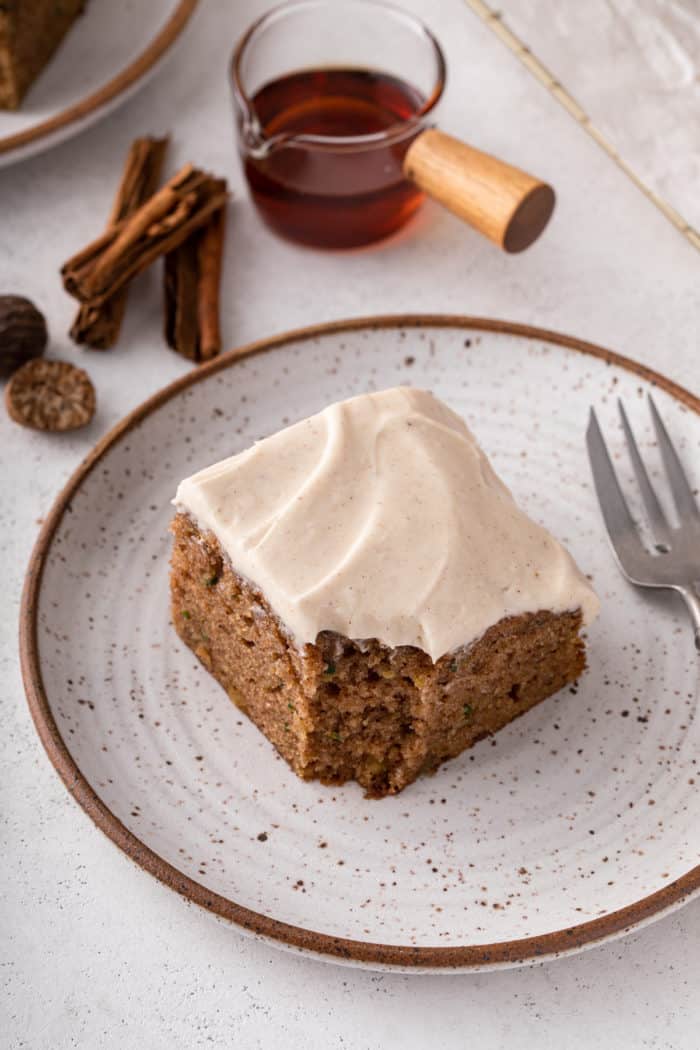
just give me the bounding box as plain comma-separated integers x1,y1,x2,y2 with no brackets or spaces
240,68,427,249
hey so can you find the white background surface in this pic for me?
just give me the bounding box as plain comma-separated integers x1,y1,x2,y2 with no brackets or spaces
1,1,698,1046
494,0,700,230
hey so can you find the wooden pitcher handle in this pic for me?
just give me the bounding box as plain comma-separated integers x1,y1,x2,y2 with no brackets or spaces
403,129,555,252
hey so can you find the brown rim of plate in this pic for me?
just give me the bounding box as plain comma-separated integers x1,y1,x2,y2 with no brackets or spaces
0,0,199,157
20,315,700,970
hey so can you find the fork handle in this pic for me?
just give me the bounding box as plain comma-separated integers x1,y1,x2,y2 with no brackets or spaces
677,586,700,653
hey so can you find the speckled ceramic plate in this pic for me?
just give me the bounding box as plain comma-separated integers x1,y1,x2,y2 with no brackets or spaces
0,0,198,168
21,317,700,972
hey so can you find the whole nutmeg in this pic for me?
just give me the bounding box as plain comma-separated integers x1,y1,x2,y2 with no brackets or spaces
5,358,96,432
0,295,48,377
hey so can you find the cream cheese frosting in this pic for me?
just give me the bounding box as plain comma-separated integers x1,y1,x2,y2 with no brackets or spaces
174,387,599,661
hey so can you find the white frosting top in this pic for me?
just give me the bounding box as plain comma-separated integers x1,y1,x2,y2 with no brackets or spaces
174,387,598,660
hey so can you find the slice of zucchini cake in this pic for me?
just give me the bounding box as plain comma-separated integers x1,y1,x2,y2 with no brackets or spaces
170,387,598,796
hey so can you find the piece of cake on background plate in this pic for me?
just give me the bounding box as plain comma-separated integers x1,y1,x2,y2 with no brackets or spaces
170,387,598,797
0,0,87,110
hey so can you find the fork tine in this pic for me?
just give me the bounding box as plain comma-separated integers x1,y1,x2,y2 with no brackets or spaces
586,408,648,573
618,400,672,548
648,395,700,523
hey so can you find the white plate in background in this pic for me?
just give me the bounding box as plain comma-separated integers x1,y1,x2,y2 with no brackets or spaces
0,0,198,168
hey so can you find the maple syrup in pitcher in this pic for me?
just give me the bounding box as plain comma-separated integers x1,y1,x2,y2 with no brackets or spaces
239,68,428,248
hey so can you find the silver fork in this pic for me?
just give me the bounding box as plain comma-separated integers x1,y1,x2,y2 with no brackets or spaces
586,395,700,652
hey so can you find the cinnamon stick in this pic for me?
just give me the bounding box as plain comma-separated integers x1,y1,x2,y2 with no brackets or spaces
164,206,225,362
164,235,199,361
70,136,169,349
62,166,229,308
196,207,225,361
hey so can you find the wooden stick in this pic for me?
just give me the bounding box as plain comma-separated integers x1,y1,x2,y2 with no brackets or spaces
62,166,229,307
71,136,169,348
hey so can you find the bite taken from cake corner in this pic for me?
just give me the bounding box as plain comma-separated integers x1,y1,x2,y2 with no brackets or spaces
0,1,88,110
169,386,599,797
